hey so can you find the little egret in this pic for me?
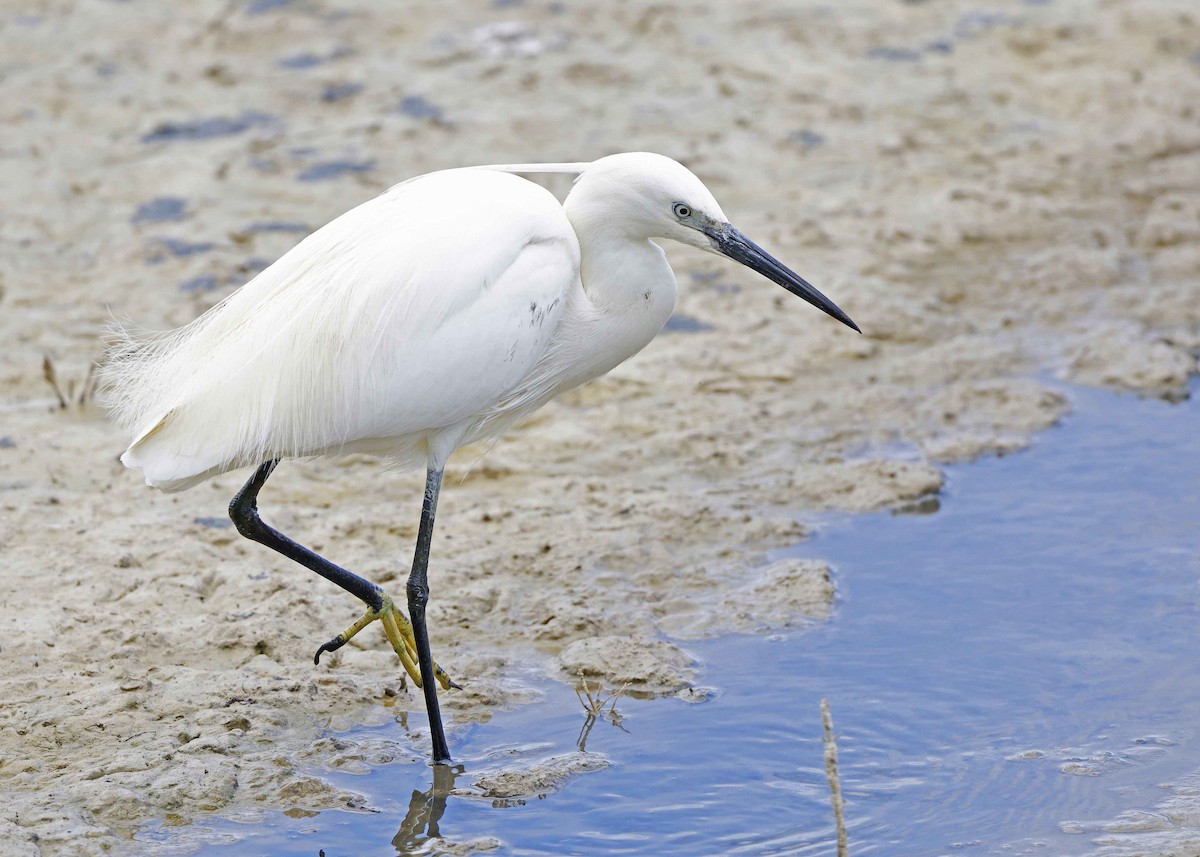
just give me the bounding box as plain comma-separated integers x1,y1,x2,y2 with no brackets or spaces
104,152,858,764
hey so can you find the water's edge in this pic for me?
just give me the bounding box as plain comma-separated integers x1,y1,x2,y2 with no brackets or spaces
140,381,1200,856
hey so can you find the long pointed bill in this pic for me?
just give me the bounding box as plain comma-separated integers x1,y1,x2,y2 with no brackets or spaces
704,223,860,333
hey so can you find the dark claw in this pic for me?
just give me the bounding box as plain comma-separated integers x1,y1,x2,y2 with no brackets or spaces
448,678,463,691
313,635,346,665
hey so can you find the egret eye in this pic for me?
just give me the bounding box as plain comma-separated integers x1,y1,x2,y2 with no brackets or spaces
672,203,691,219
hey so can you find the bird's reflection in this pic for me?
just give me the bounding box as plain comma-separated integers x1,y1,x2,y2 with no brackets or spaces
391,763,461,855
388,683,629,853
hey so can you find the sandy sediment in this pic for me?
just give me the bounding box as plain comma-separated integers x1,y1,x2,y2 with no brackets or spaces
0,0,1197,852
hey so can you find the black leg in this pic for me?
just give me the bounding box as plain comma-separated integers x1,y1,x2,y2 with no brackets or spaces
230,459,456,761
229,460,385,614
408,467,450,764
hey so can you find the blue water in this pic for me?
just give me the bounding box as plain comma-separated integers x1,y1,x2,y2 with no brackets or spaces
141,382,1200,855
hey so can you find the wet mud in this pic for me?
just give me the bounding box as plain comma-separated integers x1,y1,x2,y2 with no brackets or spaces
0,0,1197,852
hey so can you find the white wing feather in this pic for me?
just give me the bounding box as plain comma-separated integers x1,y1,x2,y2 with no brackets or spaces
103,168,579,491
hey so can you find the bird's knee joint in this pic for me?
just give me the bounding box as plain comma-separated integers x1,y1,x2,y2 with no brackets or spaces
228,501,264,540
406,580,429,608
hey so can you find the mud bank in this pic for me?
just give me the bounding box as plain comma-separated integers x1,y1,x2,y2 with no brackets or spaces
0,0,1197,852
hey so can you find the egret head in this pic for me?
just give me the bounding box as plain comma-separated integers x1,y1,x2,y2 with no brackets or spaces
576,152,859,332
574,152,727,247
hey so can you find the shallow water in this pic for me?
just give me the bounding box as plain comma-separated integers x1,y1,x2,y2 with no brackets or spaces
141,382,1200,855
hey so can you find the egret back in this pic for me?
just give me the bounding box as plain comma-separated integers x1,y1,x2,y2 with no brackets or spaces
104,169,579,491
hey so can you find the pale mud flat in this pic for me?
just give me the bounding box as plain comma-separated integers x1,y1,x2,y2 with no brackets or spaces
0,0,1197,853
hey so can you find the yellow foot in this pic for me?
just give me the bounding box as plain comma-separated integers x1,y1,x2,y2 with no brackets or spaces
313,593,459,691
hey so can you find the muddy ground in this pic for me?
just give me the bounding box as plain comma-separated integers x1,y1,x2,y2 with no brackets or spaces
0,0,1198,853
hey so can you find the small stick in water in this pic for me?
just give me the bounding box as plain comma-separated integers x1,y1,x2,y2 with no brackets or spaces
821,698,848,857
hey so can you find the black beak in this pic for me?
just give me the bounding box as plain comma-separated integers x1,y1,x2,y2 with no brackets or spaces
704,223,860,333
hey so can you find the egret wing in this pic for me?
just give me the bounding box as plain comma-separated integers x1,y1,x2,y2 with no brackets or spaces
106,169,579,490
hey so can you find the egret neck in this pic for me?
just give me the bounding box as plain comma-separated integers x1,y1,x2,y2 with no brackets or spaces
565,202,679,375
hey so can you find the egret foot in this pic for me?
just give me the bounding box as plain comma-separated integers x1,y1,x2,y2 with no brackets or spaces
314,593,459,691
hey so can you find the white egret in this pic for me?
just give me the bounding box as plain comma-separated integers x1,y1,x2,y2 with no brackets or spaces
104,152,858,764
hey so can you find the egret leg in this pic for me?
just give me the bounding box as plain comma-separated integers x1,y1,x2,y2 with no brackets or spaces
408,467,451,764
227,460,456,692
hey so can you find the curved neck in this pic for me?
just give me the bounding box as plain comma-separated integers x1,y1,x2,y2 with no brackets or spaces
564,191,677,314
492,189,680,414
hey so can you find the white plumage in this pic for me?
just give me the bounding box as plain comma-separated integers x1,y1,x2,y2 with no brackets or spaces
106,154,752,490
102,151,858,763
107,169,569,489
110,153,822,492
